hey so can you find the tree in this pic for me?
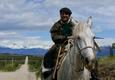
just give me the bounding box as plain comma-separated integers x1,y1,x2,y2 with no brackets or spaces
109,43,115,56
109,46,113,56
112,43,115,49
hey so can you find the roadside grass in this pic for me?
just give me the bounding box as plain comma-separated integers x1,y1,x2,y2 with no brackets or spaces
1,63,21,72
98,56,115,65
28,56,43,79
0,54,43,73
0,54,25,71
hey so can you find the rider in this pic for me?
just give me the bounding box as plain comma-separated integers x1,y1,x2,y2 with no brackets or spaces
42,7,99,80
43,7,77,79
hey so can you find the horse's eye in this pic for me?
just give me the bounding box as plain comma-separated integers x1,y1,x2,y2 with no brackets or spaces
93,36,95,39
77,36,81,40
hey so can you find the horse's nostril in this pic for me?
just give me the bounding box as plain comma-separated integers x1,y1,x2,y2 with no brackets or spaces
85,57,89,64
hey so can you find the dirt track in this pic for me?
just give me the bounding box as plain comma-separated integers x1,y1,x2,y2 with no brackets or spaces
0,56,40,80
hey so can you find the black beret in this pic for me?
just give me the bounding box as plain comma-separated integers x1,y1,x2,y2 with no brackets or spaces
60,7,72,15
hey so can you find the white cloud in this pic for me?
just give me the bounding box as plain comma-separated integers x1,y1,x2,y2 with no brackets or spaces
0,32,17,36
0,0,115,30
0,0,115,49
96,38,115,46
93,26,103,33
0,31,53,49
0,35,53,49
95,6,115,17
0,0,54,30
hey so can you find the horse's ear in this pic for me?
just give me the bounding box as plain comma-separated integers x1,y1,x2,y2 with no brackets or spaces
87,16,92,28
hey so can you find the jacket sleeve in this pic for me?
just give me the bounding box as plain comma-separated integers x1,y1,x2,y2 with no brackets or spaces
50,23,66,44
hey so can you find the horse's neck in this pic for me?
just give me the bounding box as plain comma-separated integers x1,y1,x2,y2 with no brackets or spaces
66,44,89,80
66,39,83,68
57,42,91,80
68,43,84,72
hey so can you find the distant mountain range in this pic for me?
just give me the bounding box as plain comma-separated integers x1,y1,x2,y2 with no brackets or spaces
0,46,115,57
97,46,115,57
0,47,47,56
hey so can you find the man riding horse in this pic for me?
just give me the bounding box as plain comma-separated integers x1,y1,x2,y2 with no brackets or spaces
42,7,99,80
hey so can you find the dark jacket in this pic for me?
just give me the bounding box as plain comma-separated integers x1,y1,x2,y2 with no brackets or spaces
50,18,78,44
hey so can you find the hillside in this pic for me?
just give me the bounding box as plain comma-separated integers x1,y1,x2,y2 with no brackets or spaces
97,46,115,57
0,46,115,57
0,47,47,56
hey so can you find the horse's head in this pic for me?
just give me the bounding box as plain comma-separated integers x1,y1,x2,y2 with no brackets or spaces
73,16,96,70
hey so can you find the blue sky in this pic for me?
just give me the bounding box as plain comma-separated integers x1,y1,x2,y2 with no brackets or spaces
0,0,115,49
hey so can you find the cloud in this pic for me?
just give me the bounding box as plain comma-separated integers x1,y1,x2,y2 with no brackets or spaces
0,32,17,36
0,0,53,31
0,31,53,49
0,0,115,49
94,6,115,17
96,38,115,46
93,25,103,33
0,33,53,49
0,0,115,31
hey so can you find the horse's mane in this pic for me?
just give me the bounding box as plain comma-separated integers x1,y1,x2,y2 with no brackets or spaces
73,21,86,37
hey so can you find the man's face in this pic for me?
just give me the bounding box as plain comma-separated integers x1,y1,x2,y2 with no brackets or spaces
60,12,70,22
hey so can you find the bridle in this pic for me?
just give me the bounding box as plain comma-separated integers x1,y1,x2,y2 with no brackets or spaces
68,36,95,72
62,35,97,72
68,36,95,54
73,37,95,59
77,46,94,53
67,36,95,59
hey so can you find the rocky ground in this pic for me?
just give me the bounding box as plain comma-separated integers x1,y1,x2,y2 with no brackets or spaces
98,64,115,80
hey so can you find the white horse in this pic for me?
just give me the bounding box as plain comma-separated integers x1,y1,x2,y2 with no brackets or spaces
41,16,97,80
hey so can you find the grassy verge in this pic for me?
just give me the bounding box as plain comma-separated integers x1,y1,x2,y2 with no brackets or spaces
98,56,115,65
0,54,25,71
28,56,43,79
0,54,43,73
